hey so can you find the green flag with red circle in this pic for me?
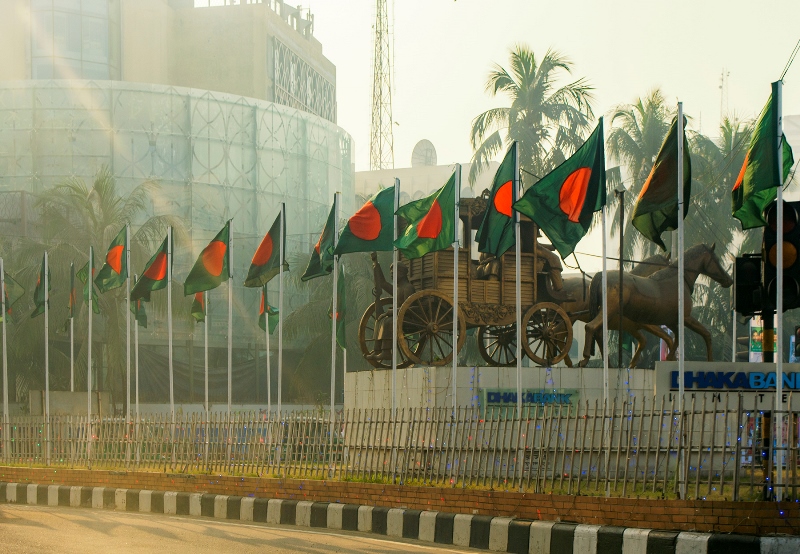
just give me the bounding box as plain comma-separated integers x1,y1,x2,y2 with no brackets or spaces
130,277,148,328
514,119,606,259
732,81,795,229
476,144,517,258
244,211,287,288
191,292,206,323
131,235,169,302
394,173,455,259
259,286,279,334
94,226,127,293
77,258,100,314
334,186,395,255
184,221,231,295
301,201,336,281
631,116,691,251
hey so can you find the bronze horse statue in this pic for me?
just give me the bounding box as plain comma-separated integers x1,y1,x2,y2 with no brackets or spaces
562,253,674,368
580,243,733,367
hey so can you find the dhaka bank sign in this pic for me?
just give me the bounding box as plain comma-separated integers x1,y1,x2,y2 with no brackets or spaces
670,371,800,390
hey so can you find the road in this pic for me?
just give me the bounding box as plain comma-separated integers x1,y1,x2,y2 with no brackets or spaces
0,504,479,553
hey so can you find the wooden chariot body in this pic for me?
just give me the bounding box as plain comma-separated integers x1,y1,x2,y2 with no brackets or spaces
358,195,574,369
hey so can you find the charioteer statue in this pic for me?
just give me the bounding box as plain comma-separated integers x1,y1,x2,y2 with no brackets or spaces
365,252,415,361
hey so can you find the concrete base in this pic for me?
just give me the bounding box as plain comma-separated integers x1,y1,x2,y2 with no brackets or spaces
345,365,655,411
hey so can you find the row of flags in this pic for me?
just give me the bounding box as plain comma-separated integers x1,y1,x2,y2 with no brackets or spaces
7,83,795,346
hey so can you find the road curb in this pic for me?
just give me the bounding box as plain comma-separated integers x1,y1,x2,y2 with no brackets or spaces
1,481,796,553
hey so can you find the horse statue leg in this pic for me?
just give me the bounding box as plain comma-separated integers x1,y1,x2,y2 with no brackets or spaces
666,325,679,361
580,314,602,367
685,315,715,361
626,326,647,368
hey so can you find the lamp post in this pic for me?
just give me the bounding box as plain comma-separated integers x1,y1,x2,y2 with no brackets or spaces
615,185,626,370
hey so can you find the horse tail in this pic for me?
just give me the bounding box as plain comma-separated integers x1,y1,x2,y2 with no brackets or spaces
588,273,603,321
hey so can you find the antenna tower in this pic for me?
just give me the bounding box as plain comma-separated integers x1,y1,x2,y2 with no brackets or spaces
370,0,394,170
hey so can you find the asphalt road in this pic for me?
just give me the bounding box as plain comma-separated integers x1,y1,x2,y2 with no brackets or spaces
0,504,480,554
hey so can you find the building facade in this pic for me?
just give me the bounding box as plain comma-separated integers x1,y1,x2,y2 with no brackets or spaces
0,0,354,406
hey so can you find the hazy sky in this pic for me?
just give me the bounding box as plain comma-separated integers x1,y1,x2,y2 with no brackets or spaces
310,0,800,172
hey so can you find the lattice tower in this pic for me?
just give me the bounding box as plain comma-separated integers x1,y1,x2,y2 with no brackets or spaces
369,0,394,170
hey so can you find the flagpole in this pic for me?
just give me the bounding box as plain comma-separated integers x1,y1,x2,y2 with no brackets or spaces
125,224,131,465
677,102,686,500
601,208,609,407
514,142,522,419
392,178,399,416
228,222,234,418
205,290,209,416
265,288,271,415
135,275,140,422
87,246,93,447
168,226,174,422
330,193,340,460
775,79,784,500
278,203,285,414
731,287,736,363
1,259,8,460
70,262,74,392
44,250,50,465
452,166,461,413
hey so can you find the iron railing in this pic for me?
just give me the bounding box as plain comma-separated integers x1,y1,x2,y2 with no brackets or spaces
1,393,797,500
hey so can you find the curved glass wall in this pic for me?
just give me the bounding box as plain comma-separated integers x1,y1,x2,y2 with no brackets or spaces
0,80,354,404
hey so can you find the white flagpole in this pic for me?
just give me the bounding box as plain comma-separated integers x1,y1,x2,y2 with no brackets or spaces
731,287,737,363
1,259,8,460
278,203,285,414
452,166,461,413
392,179,399,416
44,251,50,465
775,79,784,500
70,262,74,392
168,227,174,422
330,193,340,442
514,142,522,418
228,222,234,418
601,207,609,406
126,225,131,425
205,290,209,417
88,247,93,422
265,288,271,415
677,102,686,499
135,275,140,422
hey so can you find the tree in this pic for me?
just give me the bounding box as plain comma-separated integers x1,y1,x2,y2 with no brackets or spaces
469,45,596,187
4,167,181,410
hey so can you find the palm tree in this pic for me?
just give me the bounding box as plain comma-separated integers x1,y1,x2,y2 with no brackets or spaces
469,45,596,187
4,167,181,410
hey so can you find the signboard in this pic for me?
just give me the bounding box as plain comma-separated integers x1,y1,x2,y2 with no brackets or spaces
749,315,777,362
670,371,800,391
482,388,578,416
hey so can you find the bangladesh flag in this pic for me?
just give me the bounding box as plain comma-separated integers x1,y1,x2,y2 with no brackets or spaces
244,211,287,288
78,257,100,314
2,271,25,322
184,221,231,295
631,116,691,251
328,264,346,349
130,276,148,329
394,173,455,259
732,81,795,229
30,254,51,319
476,144,517,257
514,121,606,259
334,186,395,255
94,226,127,293
191,292,205,323
131,235,169,302
301,201,336,281
259,286,279,334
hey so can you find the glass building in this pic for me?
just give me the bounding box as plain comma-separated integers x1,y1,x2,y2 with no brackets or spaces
0,1,354,407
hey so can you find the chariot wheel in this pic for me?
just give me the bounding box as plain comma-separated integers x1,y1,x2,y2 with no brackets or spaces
477,324,517,367
397,290,467,366
358,298,415,369
522,302,573,366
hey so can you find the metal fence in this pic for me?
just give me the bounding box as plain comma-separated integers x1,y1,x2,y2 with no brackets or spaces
1,393,797,500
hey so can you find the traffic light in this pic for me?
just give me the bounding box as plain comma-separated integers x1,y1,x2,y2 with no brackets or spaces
734,254,762,316
762,200,800,311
